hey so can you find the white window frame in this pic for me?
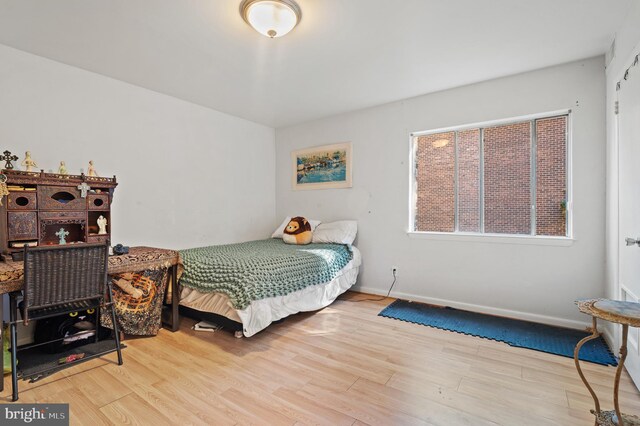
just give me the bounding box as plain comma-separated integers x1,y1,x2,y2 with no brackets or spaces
408,110,573,245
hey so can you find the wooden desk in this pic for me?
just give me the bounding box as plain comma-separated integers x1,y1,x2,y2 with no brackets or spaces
574,299,640,426
0,246,182,391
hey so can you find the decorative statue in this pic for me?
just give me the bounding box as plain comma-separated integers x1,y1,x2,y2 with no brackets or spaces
58,161,67,175
55,228,70,245
1,150,18,170
21,151,38,172
87,160,97,177
97,215,108,235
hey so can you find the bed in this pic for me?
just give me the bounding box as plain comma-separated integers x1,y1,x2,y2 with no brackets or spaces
178,238,361,337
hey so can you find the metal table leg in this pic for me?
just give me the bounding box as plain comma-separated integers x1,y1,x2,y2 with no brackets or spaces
575,318,640,426
574,316,602,422
613,325,628,424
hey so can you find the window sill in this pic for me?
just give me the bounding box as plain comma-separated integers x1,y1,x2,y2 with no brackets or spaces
406,231,575,246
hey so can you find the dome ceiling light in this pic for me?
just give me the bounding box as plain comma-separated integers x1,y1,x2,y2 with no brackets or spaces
240,0,302,38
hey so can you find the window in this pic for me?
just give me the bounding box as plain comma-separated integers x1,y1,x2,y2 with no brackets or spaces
411,113,569,237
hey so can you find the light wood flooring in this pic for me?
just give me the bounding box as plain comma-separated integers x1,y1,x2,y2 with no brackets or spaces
2,292,639,425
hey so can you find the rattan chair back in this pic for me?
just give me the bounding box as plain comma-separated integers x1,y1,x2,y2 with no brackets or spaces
22,243,109,323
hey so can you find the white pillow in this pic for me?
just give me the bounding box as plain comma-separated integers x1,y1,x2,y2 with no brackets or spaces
312,221,357,245
271,216,321,239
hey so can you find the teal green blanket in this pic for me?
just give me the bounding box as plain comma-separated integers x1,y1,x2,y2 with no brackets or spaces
179,239,353,310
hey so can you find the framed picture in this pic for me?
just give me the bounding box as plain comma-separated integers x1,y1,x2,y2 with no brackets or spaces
292,142,352,190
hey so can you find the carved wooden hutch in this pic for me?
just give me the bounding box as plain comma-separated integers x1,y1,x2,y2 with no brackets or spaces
0,170,117,258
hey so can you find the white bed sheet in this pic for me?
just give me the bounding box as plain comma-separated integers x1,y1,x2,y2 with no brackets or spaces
180,246,361,337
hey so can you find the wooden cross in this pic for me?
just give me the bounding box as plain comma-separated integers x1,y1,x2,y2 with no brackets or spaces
1,150,18,170
77,182,91,198
55,228,70,245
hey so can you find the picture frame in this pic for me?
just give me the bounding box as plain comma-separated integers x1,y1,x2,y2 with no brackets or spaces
291,142,352,190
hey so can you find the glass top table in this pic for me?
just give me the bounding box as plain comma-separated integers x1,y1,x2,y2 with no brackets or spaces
575,299,640,426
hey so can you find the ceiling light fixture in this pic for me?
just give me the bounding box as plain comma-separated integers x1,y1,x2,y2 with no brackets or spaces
240,0,301,39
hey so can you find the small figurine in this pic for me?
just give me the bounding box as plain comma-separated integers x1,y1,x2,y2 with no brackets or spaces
21,151,38,172
58,161,68,175
1,150,18,170
55,228,70,245
87,160,97,177
97,215,108,235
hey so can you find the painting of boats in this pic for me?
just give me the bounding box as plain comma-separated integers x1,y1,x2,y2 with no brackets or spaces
291,142,352,190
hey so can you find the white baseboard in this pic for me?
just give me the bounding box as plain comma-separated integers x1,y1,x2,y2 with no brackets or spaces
353,286,591,330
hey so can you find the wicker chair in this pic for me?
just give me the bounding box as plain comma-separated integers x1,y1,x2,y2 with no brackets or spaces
8,242,123,401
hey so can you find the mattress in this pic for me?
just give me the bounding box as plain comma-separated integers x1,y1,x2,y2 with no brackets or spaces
180,246,361,337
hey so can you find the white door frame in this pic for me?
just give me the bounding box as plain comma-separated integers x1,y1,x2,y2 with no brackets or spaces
612,47,640,380
611,46,640,351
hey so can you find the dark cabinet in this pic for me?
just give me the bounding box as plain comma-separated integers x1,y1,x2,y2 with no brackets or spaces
7,192,37,211
7,212,38,240
38,185,86,211
0,170,117,256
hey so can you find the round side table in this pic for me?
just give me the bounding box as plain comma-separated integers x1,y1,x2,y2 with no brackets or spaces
575,299,640,426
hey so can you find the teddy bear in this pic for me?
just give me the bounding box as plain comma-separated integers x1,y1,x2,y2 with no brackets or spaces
283,216,313,245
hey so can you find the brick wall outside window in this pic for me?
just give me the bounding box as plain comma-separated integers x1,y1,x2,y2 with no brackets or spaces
413,114,568,237
457,129,481,232
536,116,567,236
484,122,531,234
415,132,455,232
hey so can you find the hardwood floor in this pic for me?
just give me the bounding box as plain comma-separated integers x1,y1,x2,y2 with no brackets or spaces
2,292,639,425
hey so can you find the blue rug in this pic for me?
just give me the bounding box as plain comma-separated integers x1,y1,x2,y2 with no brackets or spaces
379,300,617,366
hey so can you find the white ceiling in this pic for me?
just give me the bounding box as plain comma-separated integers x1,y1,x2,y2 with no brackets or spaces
0,0,632,128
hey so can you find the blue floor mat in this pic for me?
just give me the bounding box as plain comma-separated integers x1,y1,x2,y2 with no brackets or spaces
379,300,617,366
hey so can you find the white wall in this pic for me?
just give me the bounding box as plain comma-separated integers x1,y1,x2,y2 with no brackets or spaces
276,57,606,328
0,44,276,250
605,4,640,337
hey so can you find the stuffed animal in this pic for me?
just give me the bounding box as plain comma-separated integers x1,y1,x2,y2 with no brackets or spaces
283,216,313,245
